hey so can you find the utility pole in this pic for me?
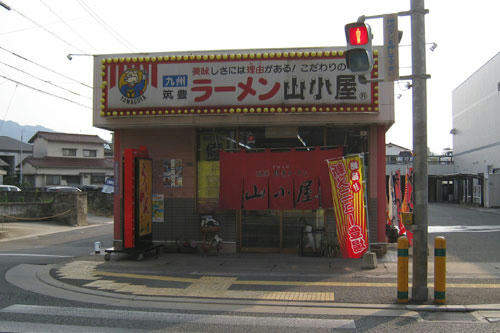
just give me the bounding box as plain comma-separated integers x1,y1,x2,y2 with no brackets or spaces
346,0,430,302
19,129,23,186
411,0,429,302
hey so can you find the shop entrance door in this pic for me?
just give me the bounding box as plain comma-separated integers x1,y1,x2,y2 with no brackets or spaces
239,209,324,253
241,210,281,252
219,147,342,253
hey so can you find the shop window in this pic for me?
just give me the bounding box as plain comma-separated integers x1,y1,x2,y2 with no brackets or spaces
197,129,236,213
62,148,77,157
46,175,60,185
198,129,236,161
326,127,368,154
83,149,97,157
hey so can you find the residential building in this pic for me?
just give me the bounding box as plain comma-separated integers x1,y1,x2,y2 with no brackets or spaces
452,52,500,207
0,136,33,183
21,131,113,188
385,143,454,203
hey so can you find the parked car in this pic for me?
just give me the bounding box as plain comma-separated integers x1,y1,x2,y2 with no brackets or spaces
76,185,100,191
0,185,21,192
46,186,82,192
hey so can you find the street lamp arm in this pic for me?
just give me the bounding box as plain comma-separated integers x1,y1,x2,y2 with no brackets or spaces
67,53,93,61
0,1,11,10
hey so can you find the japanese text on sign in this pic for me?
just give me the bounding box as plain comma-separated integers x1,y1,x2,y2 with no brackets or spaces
102,53,377,112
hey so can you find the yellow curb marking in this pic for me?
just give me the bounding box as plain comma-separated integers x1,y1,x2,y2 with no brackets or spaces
95,271,500,289
95,270,392,287
86,274,334,302
56,261,500,304
58,261,100,280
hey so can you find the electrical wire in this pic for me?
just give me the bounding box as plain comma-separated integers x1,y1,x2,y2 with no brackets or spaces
76,0,137,52
39,0,97,52
0,74,91,110
0,84,17,133
0,18,75,36
10,5,87,53
0,59,91,99
0,45,92,89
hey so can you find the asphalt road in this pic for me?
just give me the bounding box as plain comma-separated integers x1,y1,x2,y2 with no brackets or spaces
0,204,498,332
428,203,500,262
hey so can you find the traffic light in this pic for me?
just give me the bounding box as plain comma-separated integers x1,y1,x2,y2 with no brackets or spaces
344,22,373,73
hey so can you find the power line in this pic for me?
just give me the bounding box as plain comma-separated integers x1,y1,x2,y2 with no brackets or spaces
76,0,137,52
0,45,92,89
39,0,97,52
0,18,77,36
9,4,87,53
0,84,17,133
0,59,91,99
0,74,91,110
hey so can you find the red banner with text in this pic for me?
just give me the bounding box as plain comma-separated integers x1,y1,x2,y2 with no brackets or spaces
327,155,368,258
219,147,342,210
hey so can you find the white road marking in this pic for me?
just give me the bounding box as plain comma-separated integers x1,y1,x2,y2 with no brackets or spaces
0,253,74,258
0,320,143,333
429,225,500,233
1,304,356,329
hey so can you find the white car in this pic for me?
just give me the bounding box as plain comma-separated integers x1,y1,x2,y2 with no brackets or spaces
46,186,82,192
0,185,21,192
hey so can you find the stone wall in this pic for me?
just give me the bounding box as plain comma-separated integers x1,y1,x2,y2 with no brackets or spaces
0,192,87,226
87,191,114,216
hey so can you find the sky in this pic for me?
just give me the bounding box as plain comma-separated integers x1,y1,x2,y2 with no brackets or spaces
0,0,498,154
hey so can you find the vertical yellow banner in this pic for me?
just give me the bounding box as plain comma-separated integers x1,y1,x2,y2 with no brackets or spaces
327,155,368,258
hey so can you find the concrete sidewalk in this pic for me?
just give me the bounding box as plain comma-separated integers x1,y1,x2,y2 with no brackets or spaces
0,214,112,242
51,249,500,308
2,209,499,308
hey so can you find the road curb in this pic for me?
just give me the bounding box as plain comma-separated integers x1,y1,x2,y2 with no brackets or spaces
37,263,500,313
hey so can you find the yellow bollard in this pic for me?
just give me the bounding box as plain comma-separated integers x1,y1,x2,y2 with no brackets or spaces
434,236,446,304
397,236,409,303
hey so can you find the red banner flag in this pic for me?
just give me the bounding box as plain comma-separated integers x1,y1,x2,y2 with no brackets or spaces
243,176,269,210
219,147,343,210
327,155,369,258
269,176,294,210
294,176,319,210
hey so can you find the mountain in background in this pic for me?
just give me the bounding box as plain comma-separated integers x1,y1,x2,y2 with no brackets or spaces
0,120,54,143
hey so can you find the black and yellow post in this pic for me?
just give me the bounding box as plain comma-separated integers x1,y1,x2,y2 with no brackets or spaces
397,236,409,303
434,236,446,304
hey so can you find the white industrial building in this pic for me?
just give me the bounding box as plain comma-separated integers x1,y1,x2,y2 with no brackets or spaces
452,52,500,207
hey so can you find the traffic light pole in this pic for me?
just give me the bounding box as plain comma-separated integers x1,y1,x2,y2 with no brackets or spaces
410,0,429,302
354,0,430,302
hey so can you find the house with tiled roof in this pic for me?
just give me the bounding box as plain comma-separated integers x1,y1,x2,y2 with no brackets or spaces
0,136,33,183
21,131,113,188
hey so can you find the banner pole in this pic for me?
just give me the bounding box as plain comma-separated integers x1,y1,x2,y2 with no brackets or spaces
361,153,371,252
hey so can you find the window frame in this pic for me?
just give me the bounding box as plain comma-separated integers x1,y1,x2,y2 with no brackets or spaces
91,173,105,184
62,148,77,157
46,175,61,185
83,149,97,158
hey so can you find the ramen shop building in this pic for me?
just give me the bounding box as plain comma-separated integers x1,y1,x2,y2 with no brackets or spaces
93,46,394,254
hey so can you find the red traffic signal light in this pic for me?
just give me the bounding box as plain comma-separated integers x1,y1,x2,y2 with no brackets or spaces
348,25,369,46
344,22,373,73
345,22,371,46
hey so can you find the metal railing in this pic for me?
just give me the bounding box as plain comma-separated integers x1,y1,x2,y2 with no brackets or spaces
386,155,453,165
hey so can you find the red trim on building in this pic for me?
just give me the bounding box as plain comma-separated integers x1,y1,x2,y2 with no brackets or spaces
113,130,121,242
377,126,387,242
